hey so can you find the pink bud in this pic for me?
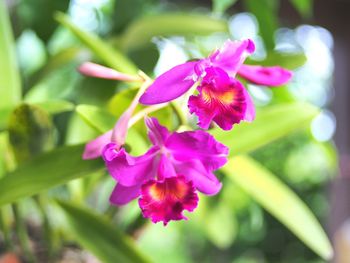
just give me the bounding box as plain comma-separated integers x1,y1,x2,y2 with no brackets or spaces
78,62,143,82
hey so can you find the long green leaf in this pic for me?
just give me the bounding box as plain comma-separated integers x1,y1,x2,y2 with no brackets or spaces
223,155,333,260
245,0,278,50
211,102,319,157
212,0,238,14
0,144,104,207
0,107,12,131
33,100,75,114
0,2,21,108
108,88,140,117
121,13,228,51
290,0,313,18
55,12,138,74
246,52,307,70
57,200,151,263
0,132,8,178
76,104,116,133
28,47,82,88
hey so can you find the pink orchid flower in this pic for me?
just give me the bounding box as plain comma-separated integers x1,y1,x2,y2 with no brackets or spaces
102,117,229,225
139,39,292,130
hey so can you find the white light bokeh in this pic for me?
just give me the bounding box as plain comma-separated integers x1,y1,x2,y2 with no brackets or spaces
153,38,189,76
16,30,47,75
311,110,336,142
275,24,335,109
296,25,334,77
229,13,267,60
248,84,273,106
69,0,110,31
229,13,258,40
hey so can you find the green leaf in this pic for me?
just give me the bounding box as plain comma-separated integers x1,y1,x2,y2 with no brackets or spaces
57,200,151,263
108,88,140,117
27,47,82,88
121,13,228,51
212,0,238,14
75,104,148,155
223,155,333,260
65,113,99,145
246,52,307,70
16,0,70,41
76,77,117,107
290,0,313,18
76,104,116,133
0,144,104,207
55,12,138,74
211,103,319,157
8,104,55,162
111,0,155,34
24,59,80,103
205,202,237,249
244,0,278,50
33,100,75,115
0,2,21,109
0,132,8,178
0,107,12,131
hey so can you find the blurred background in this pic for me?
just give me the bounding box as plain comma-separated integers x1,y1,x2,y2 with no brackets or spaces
1,0,350,262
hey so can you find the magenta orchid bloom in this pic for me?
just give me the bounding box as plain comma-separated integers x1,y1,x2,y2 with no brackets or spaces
139,39,292,130
102,117,229,225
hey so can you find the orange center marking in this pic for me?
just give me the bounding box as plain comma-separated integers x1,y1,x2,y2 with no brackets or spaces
149,184,163,201
173,180,188,199
217,91,235,104
202,89,235,105
148,180,189,201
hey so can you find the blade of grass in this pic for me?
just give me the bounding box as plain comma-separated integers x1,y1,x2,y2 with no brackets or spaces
0,1,21,108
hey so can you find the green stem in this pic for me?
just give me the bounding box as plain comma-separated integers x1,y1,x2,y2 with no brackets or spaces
170,102,187,125
34,196,56,260
104,206,118,218
12,203,37,263
0,208,12,250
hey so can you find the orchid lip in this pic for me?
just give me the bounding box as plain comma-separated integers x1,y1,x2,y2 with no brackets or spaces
138,176,199,225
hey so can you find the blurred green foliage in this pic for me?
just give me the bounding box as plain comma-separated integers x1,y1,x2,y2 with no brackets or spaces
0,0,335,263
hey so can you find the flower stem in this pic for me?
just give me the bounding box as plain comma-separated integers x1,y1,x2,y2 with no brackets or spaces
111,73,153,145
0,207,13,250
12,203,37,263
170,102,187,125
129,103,168,127
34,196,57,260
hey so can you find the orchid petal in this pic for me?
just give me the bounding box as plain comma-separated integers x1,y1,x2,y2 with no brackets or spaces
188,94,217,129
157,154,177,180
210,39,255,75
102,143,159,186
174,159,222,195
242,86,256,122
82,130,112,160
238,64,293,86
109,183,141,205
145,117,170,146
139,61,197,105
166,130,228,171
